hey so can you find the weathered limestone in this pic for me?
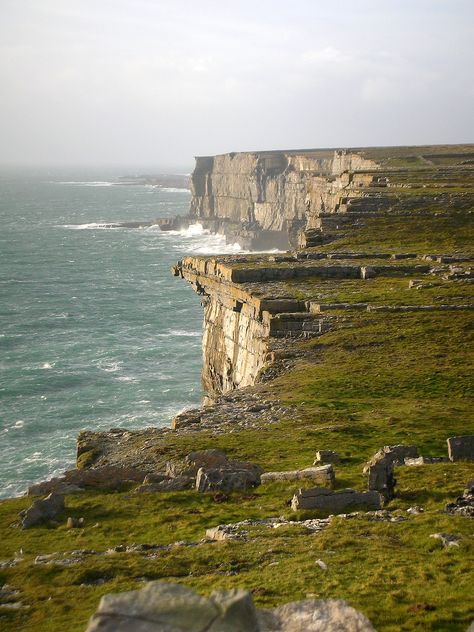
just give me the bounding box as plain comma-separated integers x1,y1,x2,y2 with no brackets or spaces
28,465,146,495
258,599,376,631
85,582,260,632
19,493,65,529
196,460,263,493
364,445,419,501
291,488,381,513
447,435,474,462
261,464,334,486
166,449,229,478
85,581,376,631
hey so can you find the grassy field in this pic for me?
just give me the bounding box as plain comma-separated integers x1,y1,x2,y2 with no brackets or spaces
1,145,473,631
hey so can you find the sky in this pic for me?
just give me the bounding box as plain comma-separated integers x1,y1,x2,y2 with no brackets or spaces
1,0,473,169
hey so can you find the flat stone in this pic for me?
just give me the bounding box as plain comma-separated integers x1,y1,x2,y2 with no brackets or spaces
291,488,381,513
447,435,474,462
261,464,334,485
404,456,448,466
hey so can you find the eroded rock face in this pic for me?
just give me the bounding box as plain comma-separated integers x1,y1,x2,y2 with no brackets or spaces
85,581,376,632
28,465,147,496
189,150,380,248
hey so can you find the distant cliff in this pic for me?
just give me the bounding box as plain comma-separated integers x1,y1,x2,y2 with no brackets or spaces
188,149,380,249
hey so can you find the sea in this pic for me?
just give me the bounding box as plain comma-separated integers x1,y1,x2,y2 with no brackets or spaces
0,167,242,499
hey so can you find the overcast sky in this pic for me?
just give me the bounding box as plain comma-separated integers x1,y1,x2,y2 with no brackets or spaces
1,0,473,168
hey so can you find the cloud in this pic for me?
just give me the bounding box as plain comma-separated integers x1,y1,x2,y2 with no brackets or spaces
0,0,473,166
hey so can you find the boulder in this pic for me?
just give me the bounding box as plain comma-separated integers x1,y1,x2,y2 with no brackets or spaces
20,493,65,529
171,409,202,430
291,488,381,513
258,598,376,631
447,435,474,462
84,582,376,632
314,450,340,465
196,462,262,493
363,451,396,501
261,465,334,486
363,445,417,500
85,582,260,632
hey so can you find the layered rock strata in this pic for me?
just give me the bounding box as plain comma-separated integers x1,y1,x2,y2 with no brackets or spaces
186,145,474,249
174,253,470,398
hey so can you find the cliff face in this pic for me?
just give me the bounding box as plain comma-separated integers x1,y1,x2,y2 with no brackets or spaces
189,149,379,247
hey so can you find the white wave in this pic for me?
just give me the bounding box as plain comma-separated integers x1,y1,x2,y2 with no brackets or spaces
41,362,54,369
159,187,190,193
115,376,137,382
97,360,123,373
53,181,116,187
157,329,201,338
144,224,163,232
63,222,120,230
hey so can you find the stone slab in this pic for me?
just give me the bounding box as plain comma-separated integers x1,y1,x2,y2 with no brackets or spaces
447,435,474,462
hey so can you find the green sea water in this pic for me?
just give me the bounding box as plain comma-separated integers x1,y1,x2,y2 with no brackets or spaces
0,168,240,497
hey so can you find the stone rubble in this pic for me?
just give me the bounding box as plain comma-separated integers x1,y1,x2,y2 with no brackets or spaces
205,516,332,541
445,481,474,518
429,533,462,548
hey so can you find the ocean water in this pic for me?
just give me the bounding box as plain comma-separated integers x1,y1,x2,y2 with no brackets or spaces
0,168,241,498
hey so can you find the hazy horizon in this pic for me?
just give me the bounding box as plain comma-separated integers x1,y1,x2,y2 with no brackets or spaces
2,0,474,168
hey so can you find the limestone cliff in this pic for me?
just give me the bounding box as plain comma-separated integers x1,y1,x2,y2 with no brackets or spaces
189,149,379,248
